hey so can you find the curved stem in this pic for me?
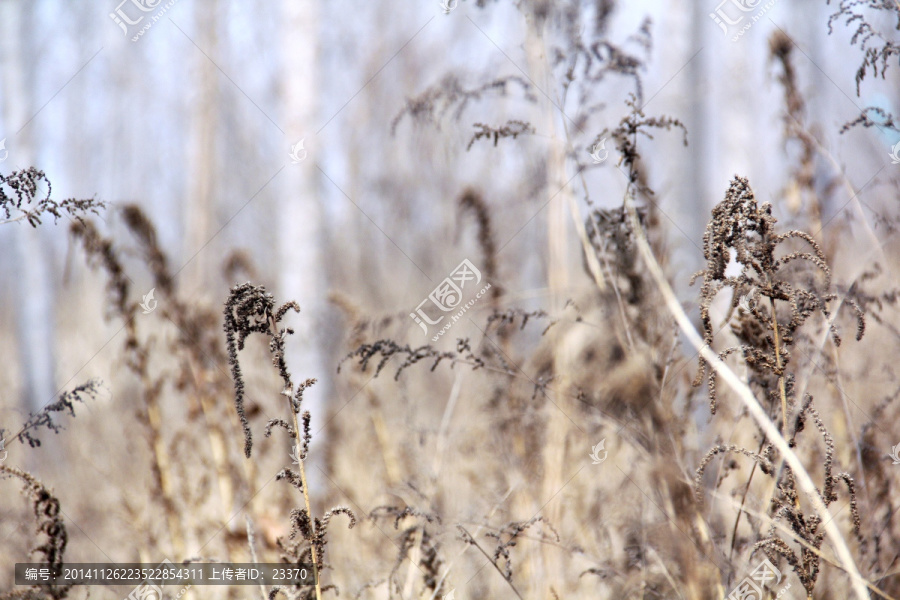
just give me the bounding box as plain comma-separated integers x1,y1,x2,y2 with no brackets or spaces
623,191,871,600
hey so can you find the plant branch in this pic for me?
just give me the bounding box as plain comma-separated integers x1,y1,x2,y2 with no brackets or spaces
457,526,524,600
770,296,789,432
622,190,871,600
271,314,322,600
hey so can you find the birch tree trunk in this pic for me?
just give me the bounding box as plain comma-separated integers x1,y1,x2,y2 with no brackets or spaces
523,8,567,595
0,0,57,418
184,0,219,296
279,0,326,495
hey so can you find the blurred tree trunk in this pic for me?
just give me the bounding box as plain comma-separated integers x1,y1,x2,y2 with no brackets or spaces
184,0,219,296
523,12,569,315
279,0,326,494
523,8,568,596
688,0,710,255
0,0,57,417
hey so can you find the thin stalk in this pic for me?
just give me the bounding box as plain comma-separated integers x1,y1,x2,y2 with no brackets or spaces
186,356,239,531
145,393,186,558
763,294,793,519
457,527,524,600
288,389,321,600
245,515,268,600
623,191,871,600
728,437,766,563
297,426,321,599
716,488,898,600
271,315,321,600
0,213,31,226
770,296,789,433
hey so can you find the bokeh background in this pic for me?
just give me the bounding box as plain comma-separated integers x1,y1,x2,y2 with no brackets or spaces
2,0,900,598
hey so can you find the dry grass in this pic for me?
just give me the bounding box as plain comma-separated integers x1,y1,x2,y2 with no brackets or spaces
2,2,900,600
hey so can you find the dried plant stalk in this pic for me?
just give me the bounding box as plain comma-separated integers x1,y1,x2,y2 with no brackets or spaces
622,190,870,600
